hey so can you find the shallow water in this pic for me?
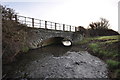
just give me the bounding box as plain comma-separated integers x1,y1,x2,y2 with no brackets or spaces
3,44,72,77
2,44,108,78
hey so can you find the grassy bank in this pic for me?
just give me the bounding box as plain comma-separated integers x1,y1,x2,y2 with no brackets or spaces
2,19,30,64
78,35,120,78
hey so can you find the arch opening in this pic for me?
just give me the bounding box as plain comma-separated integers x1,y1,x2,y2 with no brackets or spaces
40,37,72,47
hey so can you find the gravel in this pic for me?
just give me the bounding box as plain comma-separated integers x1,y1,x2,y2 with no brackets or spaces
13,51,108,78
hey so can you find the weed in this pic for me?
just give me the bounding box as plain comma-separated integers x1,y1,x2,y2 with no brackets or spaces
22,46,29,53
106,60,120,69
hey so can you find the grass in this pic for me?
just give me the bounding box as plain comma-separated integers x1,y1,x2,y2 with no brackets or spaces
77,37,94,44
78,35,119,44
106,60,120,69
94,35,120,40
22,46,29,53
78,35,120,78
89,43,99,53
89,43,118,58
104,40,118,44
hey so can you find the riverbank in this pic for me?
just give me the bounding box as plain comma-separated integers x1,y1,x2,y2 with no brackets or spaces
76,35,120,78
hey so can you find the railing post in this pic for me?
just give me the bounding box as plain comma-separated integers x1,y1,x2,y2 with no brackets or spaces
45,21,47,29
39,20,41,28
15,15,17,22
51,22,52,29
70,25,71,31
55,23,57,30
63,24,65,31
25,17,26,24
75,27,77,32
32,18,34,27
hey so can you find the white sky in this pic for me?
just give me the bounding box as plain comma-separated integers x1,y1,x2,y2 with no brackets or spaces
1,0,120,32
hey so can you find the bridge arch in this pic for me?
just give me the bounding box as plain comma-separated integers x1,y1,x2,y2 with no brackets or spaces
27,28,82,49
40,37,65,47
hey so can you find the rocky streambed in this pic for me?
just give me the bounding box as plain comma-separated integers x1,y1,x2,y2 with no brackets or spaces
3,45,108,78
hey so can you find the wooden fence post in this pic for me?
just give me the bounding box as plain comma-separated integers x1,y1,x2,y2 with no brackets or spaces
70,25,71,31
63,24,65,31
39,20,41,28
25,17,26,24
55,23,57,30
45,21,47,29
75,27,77,32
15,15,17,22
51,22,52,29
32,18,34,27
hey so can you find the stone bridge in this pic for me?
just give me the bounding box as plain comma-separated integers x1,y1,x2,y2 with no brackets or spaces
26,28,82,49
13,15,83,49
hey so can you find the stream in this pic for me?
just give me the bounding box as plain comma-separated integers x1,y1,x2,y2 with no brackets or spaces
3,44,108,79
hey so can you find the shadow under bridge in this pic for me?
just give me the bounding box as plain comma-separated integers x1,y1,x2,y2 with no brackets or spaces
40,37,72,47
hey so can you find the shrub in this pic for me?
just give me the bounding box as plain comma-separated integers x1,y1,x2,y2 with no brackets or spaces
2,5,28,64
89,18,110,30
88,18,119,37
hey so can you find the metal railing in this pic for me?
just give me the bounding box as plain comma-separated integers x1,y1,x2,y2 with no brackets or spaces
13,15,76,32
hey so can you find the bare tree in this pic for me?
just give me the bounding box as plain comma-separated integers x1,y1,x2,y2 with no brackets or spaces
89,18,110,30
1,5,16,20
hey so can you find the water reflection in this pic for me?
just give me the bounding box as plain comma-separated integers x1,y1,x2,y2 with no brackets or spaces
15,44,72,64
40,44,71,57
3,44,72,78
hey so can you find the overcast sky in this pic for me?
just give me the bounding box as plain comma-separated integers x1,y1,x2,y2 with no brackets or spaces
1,0,119,32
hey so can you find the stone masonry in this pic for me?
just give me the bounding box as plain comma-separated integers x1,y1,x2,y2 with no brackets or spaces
26,28,83,49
